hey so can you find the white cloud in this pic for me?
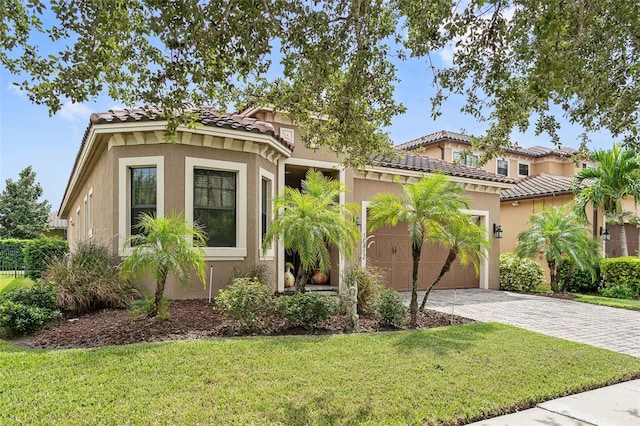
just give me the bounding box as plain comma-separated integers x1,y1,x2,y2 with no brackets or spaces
6,83,27,99
57,101,92,121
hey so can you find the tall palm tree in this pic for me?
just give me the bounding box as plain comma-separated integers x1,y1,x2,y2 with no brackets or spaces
262,169,359,292
573,144,640,256
516,206,598,292
368,173,469,319
418,212,490,312
121,212,206,318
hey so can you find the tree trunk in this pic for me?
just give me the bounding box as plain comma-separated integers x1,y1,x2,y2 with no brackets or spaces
150,277,166,318
295,266,307,293
419,248,457,312
548,259,560,292
620,223,629,257
409,243,422,325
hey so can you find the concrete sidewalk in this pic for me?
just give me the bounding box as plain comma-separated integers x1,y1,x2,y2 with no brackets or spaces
468,379,640,425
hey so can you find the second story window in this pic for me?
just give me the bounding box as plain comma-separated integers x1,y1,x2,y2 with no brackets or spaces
453,151,479,168
497,159,508,176
518,163,530,177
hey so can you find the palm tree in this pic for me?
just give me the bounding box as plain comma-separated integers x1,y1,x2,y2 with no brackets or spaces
418,212,490,312
121,212,206,318
516,206,598,292
573,144,640,256
262,169,359,292
367,173,469,319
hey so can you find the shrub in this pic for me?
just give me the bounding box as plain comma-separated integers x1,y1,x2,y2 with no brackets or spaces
226,263,274,290
342,263,385,314
23,237,69,280
44,241,138,313
600,257,640,299
558,257,599,293
215,277,275,331
372,289,407,328
0,282,61,336
276,292,341,329
499,253,544,292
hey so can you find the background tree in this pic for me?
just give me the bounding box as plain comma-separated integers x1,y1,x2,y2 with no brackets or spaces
0,166,51,239
573,144,640,257
419,213,489,312
2,1,638,164
120,212,206,318
516,206,598,292
367,174,468,320
262,169,359,292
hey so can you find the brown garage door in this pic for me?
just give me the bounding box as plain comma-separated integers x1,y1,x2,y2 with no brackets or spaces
366,224,478,291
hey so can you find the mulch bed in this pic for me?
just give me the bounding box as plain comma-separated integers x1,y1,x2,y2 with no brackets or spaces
7,299,475,350
523,291,578,300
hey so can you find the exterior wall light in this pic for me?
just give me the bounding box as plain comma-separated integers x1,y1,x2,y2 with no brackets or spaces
493,223,503,239
600,226,611,241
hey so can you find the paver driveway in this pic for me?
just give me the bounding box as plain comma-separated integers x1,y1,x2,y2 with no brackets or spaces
405,289,640,357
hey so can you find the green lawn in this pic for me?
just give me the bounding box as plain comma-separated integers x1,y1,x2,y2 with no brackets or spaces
574,294,640,311
0,276,33,295
2,323,639,425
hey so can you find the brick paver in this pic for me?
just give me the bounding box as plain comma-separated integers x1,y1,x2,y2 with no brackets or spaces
404,289,640,357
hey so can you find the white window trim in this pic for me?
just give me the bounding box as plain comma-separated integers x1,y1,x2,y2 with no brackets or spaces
87,188,94,238
517,161,530,177
75,206,81,242
496,159,509,176
259,168,275,260
83,195,89,238
118,156,165,256
185,157,247,260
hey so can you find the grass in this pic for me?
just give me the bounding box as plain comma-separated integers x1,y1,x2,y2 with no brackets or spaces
0,276,33,295
573,294,640,311
2,323,639,425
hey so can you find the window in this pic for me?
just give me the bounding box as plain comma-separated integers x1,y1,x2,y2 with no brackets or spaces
185,157,247,259
259,168,275,260
194,169,236,247
453,151,479,168
518,163,530,177
497,159,508,176
118,156,164,256
131,167,157,236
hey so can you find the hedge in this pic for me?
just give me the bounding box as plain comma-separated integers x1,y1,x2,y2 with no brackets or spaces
600,257,640,299
558,257,599,293
499,253,544,292
23,238,69,280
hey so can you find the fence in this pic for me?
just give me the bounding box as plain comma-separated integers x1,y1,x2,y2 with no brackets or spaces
0,248,27,278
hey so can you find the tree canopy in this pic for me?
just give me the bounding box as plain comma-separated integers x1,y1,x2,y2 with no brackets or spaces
0,166,51,239
2,1,637,165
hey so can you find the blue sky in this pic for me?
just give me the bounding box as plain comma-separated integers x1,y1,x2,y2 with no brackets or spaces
0,45,614,213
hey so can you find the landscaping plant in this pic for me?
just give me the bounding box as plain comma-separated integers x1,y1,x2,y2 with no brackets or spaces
216,277,275,331
226,263,274,292
372,289,407,328
45,241,138,313
499,253,544,292
0,282,60,336
23,237,69,280
276,292,341,330
516,206,599,292
121,212,206,318
342,263,385,314
599,257,640,299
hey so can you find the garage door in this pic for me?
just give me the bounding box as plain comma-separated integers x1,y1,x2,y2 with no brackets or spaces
366,224,478,291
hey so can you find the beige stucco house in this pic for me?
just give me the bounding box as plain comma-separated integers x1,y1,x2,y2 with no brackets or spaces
59,107,514,298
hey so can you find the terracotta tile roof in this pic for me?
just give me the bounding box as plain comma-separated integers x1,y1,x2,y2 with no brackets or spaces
48,212,67,229
372,153,517,184
500,173,590,201
90,104,293,150
395,130,580,158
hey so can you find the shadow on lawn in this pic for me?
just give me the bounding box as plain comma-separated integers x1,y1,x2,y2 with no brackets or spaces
274,394,374,425
393,322,502,356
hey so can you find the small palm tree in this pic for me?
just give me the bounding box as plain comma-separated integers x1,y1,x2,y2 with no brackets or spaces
121,212,206,318
368,173,469,320
573,144,640,256
419,212,490,312
262,169,359,292
516,206,598,292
